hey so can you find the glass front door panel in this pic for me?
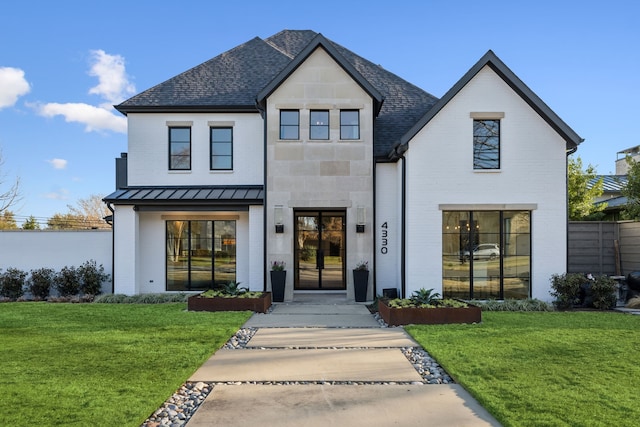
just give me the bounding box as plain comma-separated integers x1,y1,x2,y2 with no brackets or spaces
296,215,319,289
295,211,345,290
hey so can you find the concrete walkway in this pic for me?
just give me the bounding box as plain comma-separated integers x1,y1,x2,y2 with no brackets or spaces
187,300,501,426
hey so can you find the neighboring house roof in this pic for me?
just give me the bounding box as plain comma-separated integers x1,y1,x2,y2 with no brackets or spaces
103,185,264,208
115,30,439,158
393,50,584,158
591,175,628,193
589,175,628,212
596,195,627,209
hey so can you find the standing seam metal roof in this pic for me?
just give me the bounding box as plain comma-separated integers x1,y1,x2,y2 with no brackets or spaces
103,186,264,205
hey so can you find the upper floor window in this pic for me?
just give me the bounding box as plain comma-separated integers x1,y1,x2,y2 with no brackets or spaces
169,127,191,170
210,127,233,170
473,119,500,169
310,110,329,140
340,110,359,140
280,110,299,140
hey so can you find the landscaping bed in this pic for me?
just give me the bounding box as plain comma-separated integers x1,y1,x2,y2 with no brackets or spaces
187,292,271,313
378,298,481,326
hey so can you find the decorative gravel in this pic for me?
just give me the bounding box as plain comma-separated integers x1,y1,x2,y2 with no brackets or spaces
141,326,452,426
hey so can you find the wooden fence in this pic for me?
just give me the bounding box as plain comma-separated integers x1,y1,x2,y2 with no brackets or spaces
568,221,640,276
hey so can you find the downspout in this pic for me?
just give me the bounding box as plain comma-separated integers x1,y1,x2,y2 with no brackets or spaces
391,143,408,299
400,153,406,299
256,100,268,292
106,202,115,294
566,145,578,273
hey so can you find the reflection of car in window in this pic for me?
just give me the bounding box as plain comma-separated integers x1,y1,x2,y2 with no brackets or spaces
462,244,500,261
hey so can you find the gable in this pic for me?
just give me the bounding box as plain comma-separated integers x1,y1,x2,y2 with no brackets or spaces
267,47,372,104
393,50,583,158
256,34,383,115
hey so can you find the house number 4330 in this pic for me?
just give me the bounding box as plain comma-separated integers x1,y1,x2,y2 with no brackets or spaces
380,222,389,254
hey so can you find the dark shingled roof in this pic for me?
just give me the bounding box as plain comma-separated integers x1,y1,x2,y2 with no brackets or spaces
115,30,439,158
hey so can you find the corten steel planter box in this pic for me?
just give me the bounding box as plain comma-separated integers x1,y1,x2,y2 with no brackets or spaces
378,299,481,326
187,292,272,313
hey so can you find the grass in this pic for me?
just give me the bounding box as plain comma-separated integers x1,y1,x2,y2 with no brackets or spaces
406,312,640,427
0,303,251,427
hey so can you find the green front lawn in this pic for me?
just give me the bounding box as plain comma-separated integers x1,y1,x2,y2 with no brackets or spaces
406,312,640,427
0,303,251,426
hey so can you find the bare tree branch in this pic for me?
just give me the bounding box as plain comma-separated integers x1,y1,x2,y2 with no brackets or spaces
0,149,21,213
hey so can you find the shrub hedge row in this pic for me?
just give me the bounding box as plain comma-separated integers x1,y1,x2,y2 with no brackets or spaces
0,260,110,301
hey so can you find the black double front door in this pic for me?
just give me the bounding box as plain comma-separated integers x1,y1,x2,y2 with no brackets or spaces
294,210,346,290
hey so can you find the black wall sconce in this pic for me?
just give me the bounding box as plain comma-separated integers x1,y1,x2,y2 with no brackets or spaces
274,205,284,233
356,205,365,233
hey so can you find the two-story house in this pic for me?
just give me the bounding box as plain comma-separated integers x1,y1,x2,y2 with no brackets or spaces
104,30,582,302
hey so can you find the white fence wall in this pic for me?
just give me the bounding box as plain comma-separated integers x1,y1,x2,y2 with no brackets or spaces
0,230,112,294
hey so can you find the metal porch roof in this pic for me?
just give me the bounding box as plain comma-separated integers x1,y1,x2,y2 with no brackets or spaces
103,185,264,205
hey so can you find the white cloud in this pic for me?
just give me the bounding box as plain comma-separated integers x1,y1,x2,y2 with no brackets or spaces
88,50,136,107
37,102,127,133
34,50,134,134
47,158,68,169
0,67,31,109
43,188,69,200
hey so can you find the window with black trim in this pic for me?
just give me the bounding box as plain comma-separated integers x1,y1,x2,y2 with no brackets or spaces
210,127,233,170
280,110,299,140
442,210,530,300
169,127,191,170
310,110,329,140
340,110,359,140
166,220,236,291
473,119,500,169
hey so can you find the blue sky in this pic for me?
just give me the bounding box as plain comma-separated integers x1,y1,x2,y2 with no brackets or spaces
1,0,638,225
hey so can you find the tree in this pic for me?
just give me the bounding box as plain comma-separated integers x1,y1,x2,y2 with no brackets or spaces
0,210,18,229
47,212,88,230
568,156,605,221
22,215,40,230
47,194,110,230
0,149,21,214
621,156,640,220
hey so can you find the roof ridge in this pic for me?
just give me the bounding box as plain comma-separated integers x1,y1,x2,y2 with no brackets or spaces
263,37,294,59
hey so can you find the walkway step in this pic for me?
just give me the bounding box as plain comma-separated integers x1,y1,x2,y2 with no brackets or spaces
188,348,423,382
187,384,501,427
248,327,418,348
270,304,372,315
243,313,380,328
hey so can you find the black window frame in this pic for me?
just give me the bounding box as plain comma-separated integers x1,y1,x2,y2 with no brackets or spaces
473,119,500,170
309,110,330,140
280,109,300,140
165,219,237,291
168,126,191,171
340,109,360,140
210,127,233,171
442,210,531,300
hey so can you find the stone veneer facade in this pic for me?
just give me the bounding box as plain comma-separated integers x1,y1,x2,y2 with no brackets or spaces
265,48,374,301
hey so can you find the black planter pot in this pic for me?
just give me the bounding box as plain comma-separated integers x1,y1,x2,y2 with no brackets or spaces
270,270,286,302
353,269,369,302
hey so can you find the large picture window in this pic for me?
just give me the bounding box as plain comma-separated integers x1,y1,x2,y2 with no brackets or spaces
473,119,500,169
166,220,236,291
442,211,530,299
169,127,191,170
